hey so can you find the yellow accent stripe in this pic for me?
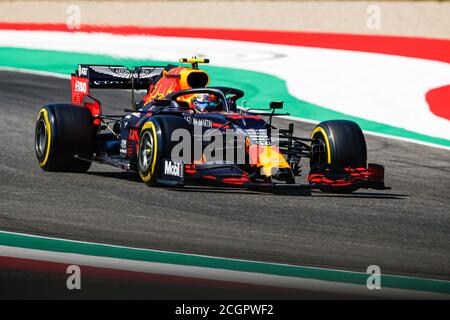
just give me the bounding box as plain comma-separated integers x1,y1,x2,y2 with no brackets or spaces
38,108,52,167
312,127,331,164
139,121,158,182
179,58,208,64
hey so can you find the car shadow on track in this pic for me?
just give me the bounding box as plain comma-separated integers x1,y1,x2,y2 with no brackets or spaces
87,170,142,182
175,188,407,199
172,186,314,196
311,191,409,200
87,171,408,199
87,171,309,196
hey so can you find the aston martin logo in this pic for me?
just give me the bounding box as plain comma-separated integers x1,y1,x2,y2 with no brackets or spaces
90,66,163,79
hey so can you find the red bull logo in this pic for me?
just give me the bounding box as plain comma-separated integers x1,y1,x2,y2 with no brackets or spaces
143,66,209,106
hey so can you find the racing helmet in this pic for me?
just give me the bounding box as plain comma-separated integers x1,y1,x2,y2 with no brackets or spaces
191,93,218,112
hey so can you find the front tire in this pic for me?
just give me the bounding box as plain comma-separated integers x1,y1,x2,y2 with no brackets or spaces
35,104,94,172
137,116,191,186
310,120,367,168
310,120,367,193
138,120,160,185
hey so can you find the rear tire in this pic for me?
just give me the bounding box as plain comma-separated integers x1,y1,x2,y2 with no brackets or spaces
35,104,94,172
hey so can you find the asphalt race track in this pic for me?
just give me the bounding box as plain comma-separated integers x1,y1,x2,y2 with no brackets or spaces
0,70,449,282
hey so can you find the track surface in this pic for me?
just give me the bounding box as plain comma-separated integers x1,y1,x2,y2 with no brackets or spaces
0,71,449,280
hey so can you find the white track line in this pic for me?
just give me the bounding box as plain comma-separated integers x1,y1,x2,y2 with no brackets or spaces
1,245,447,299
1,30,449,141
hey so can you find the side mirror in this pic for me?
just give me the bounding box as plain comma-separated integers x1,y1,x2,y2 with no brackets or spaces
270,101,283,109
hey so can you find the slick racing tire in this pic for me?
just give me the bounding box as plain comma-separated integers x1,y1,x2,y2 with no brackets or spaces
310,120,367,193
138,116,191,186
35,104,94,172
310,120,367,168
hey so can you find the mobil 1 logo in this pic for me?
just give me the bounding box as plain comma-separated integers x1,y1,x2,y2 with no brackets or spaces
161,159,184,184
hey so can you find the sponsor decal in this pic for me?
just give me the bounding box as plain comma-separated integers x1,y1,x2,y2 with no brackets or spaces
92,80,128,86
245,129,270,146
164,160,183,177
110,67,130,78
78,65,88,76
193,118,213,128
74,80,87,94
71,76,89,104
120,139,127,155
184,115,192,124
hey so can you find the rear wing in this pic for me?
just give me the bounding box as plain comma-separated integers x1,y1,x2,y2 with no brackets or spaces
71,64,165,104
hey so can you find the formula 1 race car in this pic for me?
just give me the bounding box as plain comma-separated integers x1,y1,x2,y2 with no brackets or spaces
34,58,389,193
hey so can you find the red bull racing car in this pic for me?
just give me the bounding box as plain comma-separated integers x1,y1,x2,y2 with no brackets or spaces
34,58,389,193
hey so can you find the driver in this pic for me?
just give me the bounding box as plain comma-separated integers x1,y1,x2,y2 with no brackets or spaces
191,93,220,112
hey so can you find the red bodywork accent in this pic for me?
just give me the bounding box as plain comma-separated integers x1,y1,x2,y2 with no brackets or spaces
226,115,263,121
184,164,197,175
71,75,89,105
128,129,140,157
129,129,139,141
212,122,230,129
71,74,102,125
84,101,101,125
307,164,385,188
143,66,187,105
221,176,250,185
200,175,250,185
184,164,250,185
